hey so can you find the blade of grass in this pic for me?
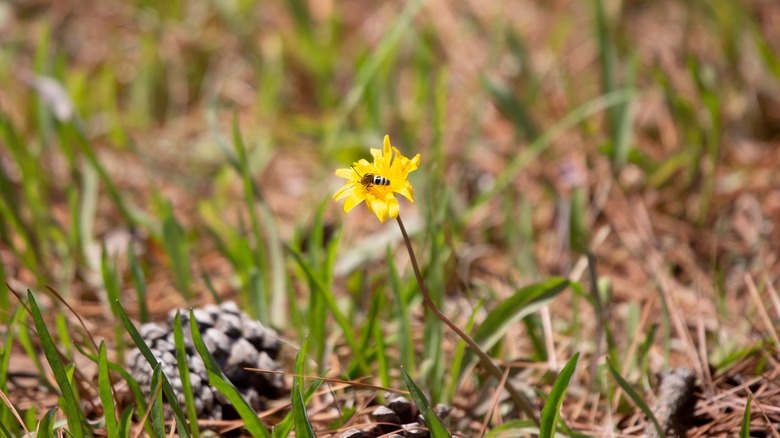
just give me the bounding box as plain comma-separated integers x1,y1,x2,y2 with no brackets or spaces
540,352,580,438
400,367,451,438
292,383,316,438
23,408,36,433
118,405,134,438
74,342,151,437
271,370,327,438
172,312,200,438
16,311,56,392
445,299,482,403
374,323,390,389
484,420,539,437
302,202,328,364
161,203,192,300
201,271,222,304
481,77,539,140
98,342,118,437
232,114,270,323
0,419,14,437
287,246,369,374
35,406,57,437
65,121,153,230
740,396,751,438
389,251,414,373
0,386,27,436
422,208,446,403
606,359,664,438
0,306,22,390
127,244,150,323
27,290,87,438
294,336,309,396
460,278,570,376
102,244,125,363
114,301,191,438
149,365,166,438
189,310,271,438
357,280,382,364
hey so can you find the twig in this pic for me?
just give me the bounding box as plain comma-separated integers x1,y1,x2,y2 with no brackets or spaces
644,367,696,438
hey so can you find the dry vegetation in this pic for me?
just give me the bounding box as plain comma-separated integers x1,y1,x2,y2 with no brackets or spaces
1,0,780,436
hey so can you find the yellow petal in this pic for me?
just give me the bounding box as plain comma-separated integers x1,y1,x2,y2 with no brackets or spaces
383,135,392,157
335,168,357,180
333,183,356,200
386,194,400,219
370,148,383,166
342,193,364,213
394,181,414,203
356,158,371,168
367,194,390,223
383,135,394,169
408,153,421,171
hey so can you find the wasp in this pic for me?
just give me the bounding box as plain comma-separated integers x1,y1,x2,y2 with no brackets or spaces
353,166,390,189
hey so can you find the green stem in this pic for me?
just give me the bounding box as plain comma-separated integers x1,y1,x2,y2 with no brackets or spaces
395,216,539,424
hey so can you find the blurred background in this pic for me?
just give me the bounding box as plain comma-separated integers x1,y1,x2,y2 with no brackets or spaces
1,0,779,435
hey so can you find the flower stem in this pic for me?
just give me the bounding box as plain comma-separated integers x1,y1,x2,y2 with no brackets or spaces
395,216,539,424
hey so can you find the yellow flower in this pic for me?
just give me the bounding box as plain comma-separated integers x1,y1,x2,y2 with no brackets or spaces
334,135,420,223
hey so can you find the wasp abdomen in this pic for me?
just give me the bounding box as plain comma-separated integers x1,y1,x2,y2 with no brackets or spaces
371,175,390,186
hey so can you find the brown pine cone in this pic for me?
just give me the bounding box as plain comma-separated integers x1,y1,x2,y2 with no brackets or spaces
125,301,285,421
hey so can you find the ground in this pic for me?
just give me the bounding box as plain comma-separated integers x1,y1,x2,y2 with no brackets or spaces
1,0,779,436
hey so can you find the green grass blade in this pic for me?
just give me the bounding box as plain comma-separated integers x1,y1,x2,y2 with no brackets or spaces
101,245,125,362
293,335,309,409
611,56,637,170
173,312,200,438
540,352,580,438
117,405,134,438
400,367,451,438
389,252,414,373
740,396,751,438
162,204,192,300
17,311,56,393
150,365,166,438
0,306,23,390
66,122,152,229
481,77,538,140
98,342,118,436
374,323,390,388
127,244,149,323
36,406,57,437
114,301,191,438
287,246,369,374
484,420,539,437
73,342,152,436
189,310,271,438
606,359,664,438
271,371,327,438
23,407,36,433
27,290,87,438
446,300,482,403
292,383,316,438
357,283,382,361
0,419,13,437
461,278,569,375
231,114,270,323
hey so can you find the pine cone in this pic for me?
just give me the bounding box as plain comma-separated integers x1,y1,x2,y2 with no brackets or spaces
126,301,285,420
340,393,451,438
